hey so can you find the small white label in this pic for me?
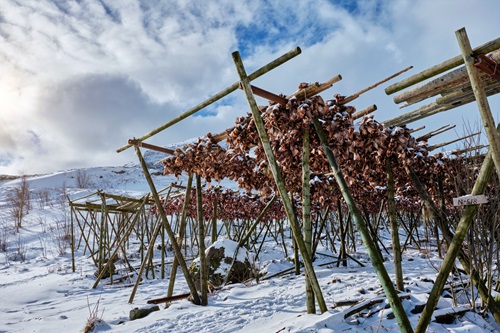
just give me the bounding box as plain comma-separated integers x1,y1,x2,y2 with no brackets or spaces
453,195,488,206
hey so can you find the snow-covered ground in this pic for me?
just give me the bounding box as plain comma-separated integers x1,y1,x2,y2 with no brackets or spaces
0,155,498,333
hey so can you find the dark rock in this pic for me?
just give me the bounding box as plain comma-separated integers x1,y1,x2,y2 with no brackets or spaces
130,305,160,321
189,239,255,289
411,303,426,314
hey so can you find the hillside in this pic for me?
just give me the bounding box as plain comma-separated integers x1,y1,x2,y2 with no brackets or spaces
0,151,498,333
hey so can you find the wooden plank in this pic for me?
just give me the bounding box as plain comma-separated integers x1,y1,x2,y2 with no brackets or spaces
146,292,191,304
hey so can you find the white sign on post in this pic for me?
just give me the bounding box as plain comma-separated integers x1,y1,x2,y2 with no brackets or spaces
452,195,488,206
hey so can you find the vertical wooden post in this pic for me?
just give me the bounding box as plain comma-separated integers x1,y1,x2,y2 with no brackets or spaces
337,199,348,267
129,216,163,303
386,158,404,291
98,193,106,277
167,174,194,298
211,193,218,244
70,204,76,272
134,146,201,305
290,193,301,276
232,50,328,314
161,217,165,280
456,27,500,178
196,174,208,305
312,117,414,333
302,127,316,314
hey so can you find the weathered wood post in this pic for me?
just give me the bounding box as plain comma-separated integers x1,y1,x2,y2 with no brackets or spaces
196,174,208,305
232,50,328,314
312,117,414,333
386,158,404,291
211,190,218,244
70,203,76,272
302,127,316,314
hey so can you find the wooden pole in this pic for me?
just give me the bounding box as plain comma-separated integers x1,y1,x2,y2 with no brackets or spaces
129,216,163,303
93,197,148,289
385,35,500,95
302,127,316,314
415,124,456,142
386,159,404,291
134,146,201,305
352,104,377,120
211,191,218,244
382,101,454,127
414,145,500,332
70,204,76,272
436,81,500,106
196,174,208,305
427,131,481,151
232,50,328,314
286,75,342,101
167,174,193,297
409,125,425,133
312,117,414,333
117,47,301,153
452,144,489,156
456,27,500,178
238,195,277,247
339,66,413,105
392,49,500,106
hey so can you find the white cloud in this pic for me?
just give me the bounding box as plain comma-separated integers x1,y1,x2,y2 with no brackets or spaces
0,0,499,175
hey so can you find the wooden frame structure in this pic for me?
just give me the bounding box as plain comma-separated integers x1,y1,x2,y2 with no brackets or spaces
107,26,500,332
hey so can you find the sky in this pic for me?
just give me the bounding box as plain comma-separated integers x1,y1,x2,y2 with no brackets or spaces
0,0,499,175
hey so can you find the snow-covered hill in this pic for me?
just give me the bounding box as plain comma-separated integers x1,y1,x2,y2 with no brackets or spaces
0,152,498,333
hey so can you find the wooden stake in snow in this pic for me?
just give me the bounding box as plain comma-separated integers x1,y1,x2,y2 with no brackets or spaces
196,174,208,306
134,146,201,305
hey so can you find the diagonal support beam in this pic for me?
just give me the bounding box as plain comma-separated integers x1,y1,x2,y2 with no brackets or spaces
117,47,301,153
133,145,201,305
312,117,414,333
414,126,500,332
232,50,328,314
